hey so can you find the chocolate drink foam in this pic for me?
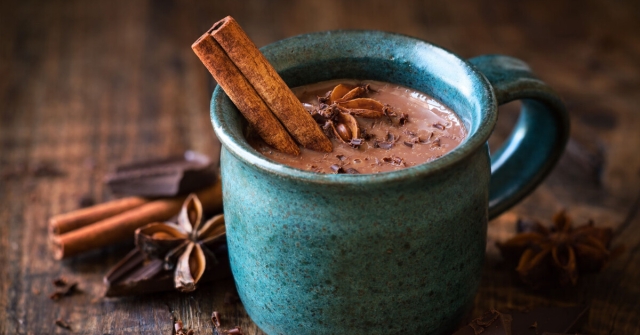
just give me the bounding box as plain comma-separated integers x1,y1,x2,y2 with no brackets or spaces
248,79,466,174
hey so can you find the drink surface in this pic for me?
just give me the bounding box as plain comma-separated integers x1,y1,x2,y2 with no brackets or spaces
248,79,466,174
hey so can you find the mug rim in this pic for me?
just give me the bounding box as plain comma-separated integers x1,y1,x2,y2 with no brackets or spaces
210,30,497,185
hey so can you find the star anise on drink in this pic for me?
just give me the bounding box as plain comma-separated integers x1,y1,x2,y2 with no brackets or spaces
310,83,402,145
496,210,623,288
135,194,226,292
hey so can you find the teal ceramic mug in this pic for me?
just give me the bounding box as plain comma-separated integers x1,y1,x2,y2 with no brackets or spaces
210,31,569,335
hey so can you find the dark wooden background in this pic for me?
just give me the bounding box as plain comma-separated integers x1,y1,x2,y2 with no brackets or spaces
1,0,639,334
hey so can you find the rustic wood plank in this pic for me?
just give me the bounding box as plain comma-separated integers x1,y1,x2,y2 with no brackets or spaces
1,0,639,334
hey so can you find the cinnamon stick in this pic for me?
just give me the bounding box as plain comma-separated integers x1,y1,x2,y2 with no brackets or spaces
192,34,300,155
51,182,223,259
203,16,333,153
49,197,148,235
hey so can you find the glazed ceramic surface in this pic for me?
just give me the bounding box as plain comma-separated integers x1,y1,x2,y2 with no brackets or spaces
211,31,568,335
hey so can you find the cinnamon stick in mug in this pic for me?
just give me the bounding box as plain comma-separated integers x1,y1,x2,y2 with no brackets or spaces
195,16,332,153
192,33,300,156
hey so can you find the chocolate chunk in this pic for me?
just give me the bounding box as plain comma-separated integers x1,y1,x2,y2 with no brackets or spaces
453,305,589,335
104,151,218,197
309,165,322,173
374,141,394,149
103,247,231,297
385,132,397,142
330,164,345,174
433,122,446,130
311,111,327,123
361,130,375,141
392,157,405,166
383,106,397,119
419,132,434,144
349,138,364,147
382,156,405,167
318,92,331,103
399,113,409,125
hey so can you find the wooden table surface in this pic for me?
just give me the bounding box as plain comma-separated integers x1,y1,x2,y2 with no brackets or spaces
2,0,639,334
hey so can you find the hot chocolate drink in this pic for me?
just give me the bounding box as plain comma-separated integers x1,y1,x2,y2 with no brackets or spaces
248,79,466,174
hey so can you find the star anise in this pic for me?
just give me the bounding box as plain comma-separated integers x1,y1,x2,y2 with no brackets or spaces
497,210,623,288
311,84,399,145
135,194,226,292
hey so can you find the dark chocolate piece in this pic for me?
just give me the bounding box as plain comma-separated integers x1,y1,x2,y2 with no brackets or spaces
345,168,360,174
419,132,434,144
103,247,231,297
453,305,589,335
399,112,409,125
433,122,446,130
375,141,394,149
104,151,218,197
349,138,363,148
330,164,344,174
385,132,397,142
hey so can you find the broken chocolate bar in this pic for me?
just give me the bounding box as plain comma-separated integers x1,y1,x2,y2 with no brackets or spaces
104,151,218,197
104,246,231,297
453,305,589,335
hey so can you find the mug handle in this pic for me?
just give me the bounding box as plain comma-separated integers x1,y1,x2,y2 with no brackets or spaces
468,55,570,220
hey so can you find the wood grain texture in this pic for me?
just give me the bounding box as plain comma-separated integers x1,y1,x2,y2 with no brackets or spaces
1,0,639,334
